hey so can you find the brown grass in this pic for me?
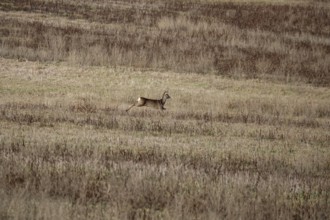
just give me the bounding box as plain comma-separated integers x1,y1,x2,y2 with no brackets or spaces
0,58,329,219
1,0,330,219
0,0,329,85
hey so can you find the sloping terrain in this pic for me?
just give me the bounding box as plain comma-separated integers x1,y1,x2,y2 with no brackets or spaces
0,0,330,219
0,0,329,84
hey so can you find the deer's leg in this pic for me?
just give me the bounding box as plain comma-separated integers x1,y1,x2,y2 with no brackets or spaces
126,103,136,112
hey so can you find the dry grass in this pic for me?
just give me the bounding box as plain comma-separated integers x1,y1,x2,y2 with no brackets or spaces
1,0,330,219
0,0,329,85
0,58,329,219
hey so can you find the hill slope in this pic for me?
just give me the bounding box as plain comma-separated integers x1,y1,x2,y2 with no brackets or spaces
1,0,329,84
1,0,330,219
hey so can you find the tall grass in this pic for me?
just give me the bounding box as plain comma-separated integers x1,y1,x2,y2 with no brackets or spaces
0,58,329,219
0,0,329,84
1,0,330,218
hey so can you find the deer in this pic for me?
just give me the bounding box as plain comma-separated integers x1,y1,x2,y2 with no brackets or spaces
126,91,171,112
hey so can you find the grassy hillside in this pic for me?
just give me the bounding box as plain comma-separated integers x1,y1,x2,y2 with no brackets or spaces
0,0,330,219
0,0,329,84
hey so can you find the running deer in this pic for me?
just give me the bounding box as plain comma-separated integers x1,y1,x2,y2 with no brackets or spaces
126,91,171,112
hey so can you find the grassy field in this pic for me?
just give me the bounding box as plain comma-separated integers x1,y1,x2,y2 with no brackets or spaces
1,58,329,219
1,0,330,85
1,0,330,219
